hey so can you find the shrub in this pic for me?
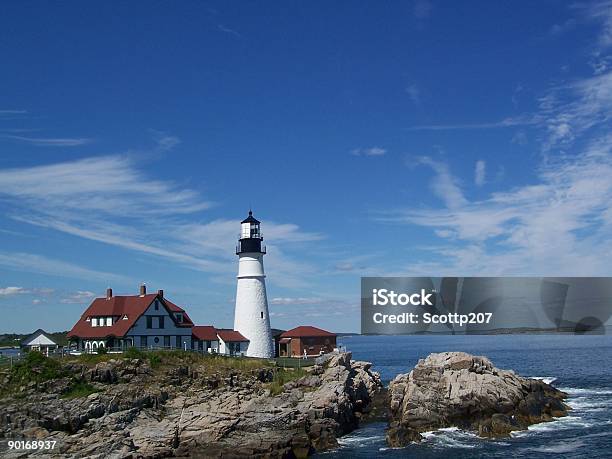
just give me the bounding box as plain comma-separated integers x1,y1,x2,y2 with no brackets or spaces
61,380,98,399
123,347,146,359
268,367,308,395
148,354,161,369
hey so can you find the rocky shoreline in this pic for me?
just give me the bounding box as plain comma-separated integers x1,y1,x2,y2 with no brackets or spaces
387,352,570,446
0,350,572,457
0,352,382,458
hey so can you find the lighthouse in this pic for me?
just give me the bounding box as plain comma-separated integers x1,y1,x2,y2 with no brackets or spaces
233,210,274,358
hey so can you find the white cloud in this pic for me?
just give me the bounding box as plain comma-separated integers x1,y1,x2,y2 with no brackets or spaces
406,115,539,131
351,147,387,156
414,0,432,19
0,135,92,146
0,155,209,217
539,71,612,149
0,286,26,296
217,24,241,38
474,160,486,186
382,134,612,275
405,84,420,104
270,297,323,305
578,0,612,48
60,290,96,304
415,157,467,209
0,155,322,287
0,252,130,283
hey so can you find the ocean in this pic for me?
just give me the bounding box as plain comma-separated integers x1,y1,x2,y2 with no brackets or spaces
322,334,612,458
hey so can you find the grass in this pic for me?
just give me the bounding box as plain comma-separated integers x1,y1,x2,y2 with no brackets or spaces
69,348,274,374
61,380,98,399
268,367,309,395
0,351,67,397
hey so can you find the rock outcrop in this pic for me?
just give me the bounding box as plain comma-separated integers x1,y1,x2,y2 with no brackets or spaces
387,352,569,446
0,353,382,458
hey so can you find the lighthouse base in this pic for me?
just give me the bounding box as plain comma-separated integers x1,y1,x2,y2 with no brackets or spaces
234,277,274,358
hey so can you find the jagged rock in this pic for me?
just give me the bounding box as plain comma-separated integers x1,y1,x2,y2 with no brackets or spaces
386,352,570,446
0,352,382,458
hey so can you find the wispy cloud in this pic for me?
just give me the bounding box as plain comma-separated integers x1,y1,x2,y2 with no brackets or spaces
270,297,323,305
351,147,387,156
406,115,539,131
405,84,420,104
380,134,612,275
474,160,486,186
576,0,612,48
0,110,28,116
0,286,26,296
1,134,92,146
414,0,432,20
538,71,612,150
60,290,96,304
217,24,241,38
0,155,210,216
0,252,130,282
149,129,181,151
0,154,322,287
413,156,467,209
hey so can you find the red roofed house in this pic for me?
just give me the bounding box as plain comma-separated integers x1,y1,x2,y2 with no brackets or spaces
278,326,337,358
216,329,249,356
67,285,248,356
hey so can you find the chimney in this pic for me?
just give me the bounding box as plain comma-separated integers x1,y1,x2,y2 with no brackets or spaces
158,289,164,298
139,283,146,296
106,288,113,300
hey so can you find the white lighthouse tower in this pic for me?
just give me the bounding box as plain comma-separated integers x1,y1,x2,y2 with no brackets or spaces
233,210,274,358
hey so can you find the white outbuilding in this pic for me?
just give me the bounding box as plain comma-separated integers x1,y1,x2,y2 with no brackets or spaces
21,329,59,355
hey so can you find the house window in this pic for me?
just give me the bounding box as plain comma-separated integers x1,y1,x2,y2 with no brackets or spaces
175,313,183,323
106,317,112,326
159,316,165,329
146,316,152,329
175,336,181,348
92,318,98,327
154,301,159,310
154,337,160,344
142,336,148,347
164,336,170,347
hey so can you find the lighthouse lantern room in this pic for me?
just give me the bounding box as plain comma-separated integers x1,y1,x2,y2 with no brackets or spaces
233,210,274,358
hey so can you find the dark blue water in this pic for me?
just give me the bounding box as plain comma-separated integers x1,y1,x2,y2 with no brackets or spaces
322,335,612,458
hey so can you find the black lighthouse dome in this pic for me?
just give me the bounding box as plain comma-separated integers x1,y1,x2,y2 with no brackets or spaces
236,210,266,254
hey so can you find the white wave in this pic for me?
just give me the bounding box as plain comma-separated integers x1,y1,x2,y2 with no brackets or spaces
568,397,611,410
530,376,557,385
337,435,383,447
523,439,585,454
559,387,612,396
421,427,479,449
510,415,593,437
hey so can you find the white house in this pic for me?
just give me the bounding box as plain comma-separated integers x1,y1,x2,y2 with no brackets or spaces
216,329,249,356
21,329,58,355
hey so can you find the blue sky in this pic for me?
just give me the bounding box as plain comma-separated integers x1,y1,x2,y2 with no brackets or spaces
1,1,612,333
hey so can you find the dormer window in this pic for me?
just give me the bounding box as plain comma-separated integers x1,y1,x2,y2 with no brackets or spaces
92,317,98,327
175,313,183,323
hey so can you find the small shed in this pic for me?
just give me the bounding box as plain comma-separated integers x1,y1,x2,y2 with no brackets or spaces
279,326,336,358
20,329,58,355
